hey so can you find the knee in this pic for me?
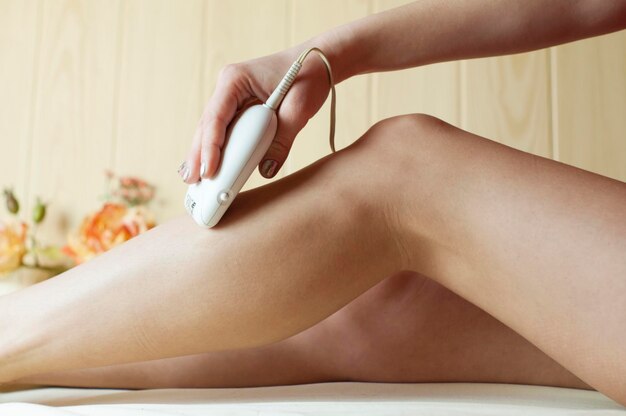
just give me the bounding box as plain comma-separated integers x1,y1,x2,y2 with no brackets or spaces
346,113,454,176
373,113,450,135
353,113,453,157
332,114,456,267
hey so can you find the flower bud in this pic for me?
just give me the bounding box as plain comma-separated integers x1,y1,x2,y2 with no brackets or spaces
3,189,19,214
33,198,47,224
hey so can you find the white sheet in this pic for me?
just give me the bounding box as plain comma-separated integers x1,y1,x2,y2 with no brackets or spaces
1,382,624,415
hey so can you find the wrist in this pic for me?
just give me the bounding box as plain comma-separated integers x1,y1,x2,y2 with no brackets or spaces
301,24,365,84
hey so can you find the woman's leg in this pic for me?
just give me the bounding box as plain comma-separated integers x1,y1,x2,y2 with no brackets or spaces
370,115,625,404
0,133,404,383
1,114,624,403
16,271,588,390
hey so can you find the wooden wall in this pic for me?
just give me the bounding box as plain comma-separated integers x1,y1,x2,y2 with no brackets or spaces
1,0,624,245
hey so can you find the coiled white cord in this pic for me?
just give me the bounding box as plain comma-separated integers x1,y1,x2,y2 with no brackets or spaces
265,47,337,153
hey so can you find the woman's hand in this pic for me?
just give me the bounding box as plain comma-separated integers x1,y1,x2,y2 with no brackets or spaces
179,47,332,182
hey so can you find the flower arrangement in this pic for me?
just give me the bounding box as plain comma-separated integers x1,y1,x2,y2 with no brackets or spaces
63,171,157,264
0,189,62,272
0,173,156,294
0,189,67,295
0,213,27,275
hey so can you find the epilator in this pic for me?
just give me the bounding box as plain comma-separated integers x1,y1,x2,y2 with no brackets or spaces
185,104,277,227
185,47,336,228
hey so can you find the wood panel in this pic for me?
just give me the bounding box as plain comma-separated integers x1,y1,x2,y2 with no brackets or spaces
114,0,204,221
0,0,624,238
202,0,289,190
375,63,460,125
553,32,626,181
462,51,552,157
27,0,122,244
0,1,41,217
374,0,460,126
287,0,372,173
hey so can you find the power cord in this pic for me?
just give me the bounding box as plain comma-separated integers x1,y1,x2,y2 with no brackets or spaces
265,47,337,153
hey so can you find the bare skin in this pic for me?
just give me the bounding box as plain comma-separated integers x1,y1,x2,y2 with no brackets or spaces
16,271,589,390
1,115,624,405
183,0,626,181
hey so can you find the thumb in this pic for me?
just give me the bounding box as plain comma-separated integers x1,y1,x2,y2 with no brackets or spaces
258,113,305,179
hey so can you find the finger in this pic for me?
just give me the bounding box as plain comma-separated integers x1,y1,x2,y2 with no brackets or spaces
258,87,308,179
199,82,239,179
180,126,202,183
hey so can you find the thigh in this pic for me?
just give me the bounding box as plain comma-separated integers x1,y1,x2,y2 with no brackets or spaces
362,114,626,404
19,271,587,390
321,270,589,389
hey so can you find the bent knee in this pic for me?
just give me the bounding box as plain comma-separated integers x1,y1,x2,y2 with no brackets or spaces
355,114,453,153
374,113,451,134
348,113,455,168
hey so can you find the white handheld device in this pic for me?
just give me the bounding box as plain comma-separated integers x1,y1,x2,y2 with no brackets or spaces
185,104,277,227
185,48,336,228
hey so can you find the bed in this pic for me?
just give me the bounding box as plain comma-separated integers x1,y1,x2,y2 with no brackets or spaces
1,382,624,415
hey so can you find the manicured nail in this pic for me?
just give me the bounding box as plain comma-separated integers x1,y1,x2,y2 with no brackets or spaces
200,162,207,178
178,161,186,173
261,159,278,178
182,167,190,182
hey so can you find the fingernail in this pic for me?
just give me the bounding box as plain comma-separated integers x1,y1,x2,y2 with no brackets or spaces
200,162,207,178
178,161,186,173
182,167,190,182
261,159,278,178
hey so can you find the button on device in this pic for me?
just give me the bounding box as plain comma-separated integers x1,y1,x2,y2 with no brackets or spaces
217,191,231,205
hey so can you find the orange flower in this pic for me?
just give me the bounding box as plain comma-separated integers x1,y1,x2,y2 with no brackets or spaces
64,203,155,264
0,219,28,275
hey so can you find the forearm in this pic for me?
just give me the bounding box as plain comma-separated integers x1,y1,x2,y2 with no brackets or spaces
310,0,626,82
